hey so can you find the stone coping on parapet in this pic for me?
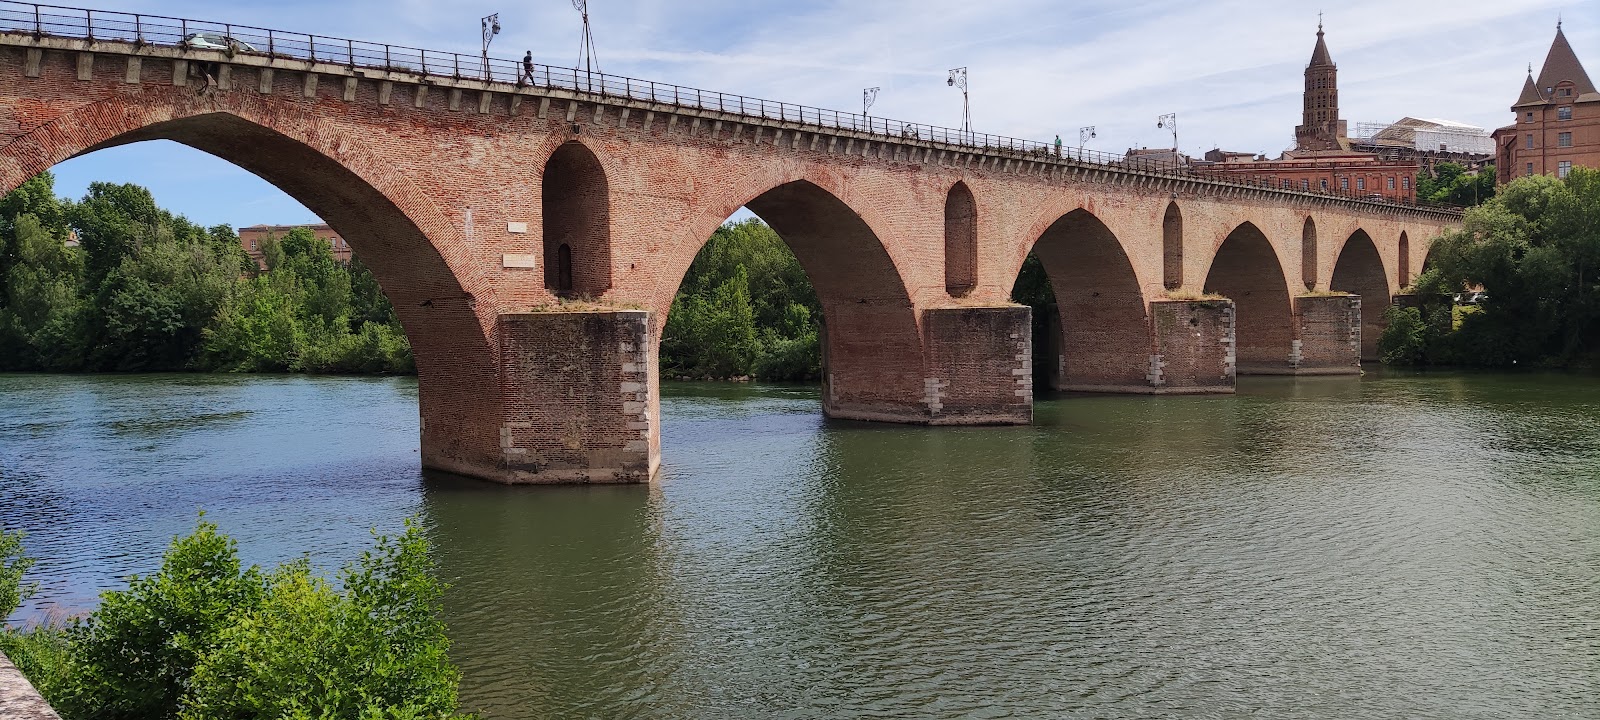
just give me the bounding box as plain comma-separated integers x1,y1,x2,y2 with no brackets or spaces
0,32,1462,223
0,650,62,720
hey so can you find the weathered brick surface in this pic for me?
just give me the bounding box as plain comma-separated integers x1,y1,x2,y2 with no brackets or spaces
0,36,1460,483
921,306,1032,424
1293,295,1362,374
1329,230,1391,361
1149,300,1237,393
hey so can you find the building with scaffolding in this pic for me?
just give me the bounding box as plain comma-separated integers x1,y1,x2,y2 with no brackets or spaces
1350,118,1494,172
1193,22,1419,202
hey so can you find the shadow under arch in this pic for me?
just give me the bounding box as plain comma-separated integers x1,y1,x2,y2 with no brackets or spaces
1301,217,1319,290
1,105,505,477
1204,222,1293,373
1018,208,1148,391
944,181,977,297
1330,229,1390,361
541,141,611,297
661,178,924,421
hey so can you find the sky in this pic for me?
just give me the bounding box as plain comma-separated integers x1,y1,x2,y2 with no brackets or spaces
42,0,1599,229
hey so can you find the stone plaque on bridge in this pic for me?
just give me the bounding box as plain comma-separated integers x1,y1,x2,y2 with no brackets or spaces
502,253,539,269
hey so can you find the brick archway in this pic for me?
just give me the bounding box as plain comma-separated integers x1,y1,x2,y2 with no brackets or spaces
657,176,924,422
0,91,506,480
1204,222,1295,373
1330,229,1389,361
1022,208,1149,391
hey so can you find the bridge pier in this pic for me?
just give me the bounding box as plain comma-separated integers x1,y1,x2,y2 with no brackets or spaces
484,310,659,484
916,306,1034,424
1290,294,1363,374
1146,299,1238,393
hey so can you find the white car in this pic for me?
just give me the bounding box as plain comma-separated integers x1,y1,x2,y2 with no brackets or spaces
183,32,258,53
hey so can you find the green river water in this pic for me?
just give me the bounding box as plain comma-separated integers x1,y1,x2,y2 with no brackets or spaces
1,371,1596,718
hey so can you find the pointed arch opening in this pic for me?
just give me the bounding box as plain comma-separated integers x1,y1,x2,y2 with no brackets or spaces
0,108,503,477
1162,201,1183,290
1014,209,1147,391
1204,222,1294,373
660,180,923,421
542,141,611,298
1301,217,1319,290
1330,230,1389,361
944,181,977,297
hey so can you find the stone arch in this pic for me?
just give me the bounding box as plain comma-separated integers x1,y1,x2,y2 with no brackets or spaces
1301,217,1319,290
944,181,977,297
0,95,501,479
662,177,923,421
1019,209,1148,391
541,141,611,298
1162,201,1183,290
1330,230,1389,361
1203,222,1294,373
1398,231,1411,287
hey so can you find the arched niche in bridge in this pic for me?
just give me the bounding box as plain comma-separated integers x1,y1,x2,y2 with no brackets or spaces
1330,230,1389,362
1162,201,1183,290
944,181,978,297
1203,222,1294,373
1301,217,1319,291
1021,209,1147,390
1398,232,1411,288
542,141,612,298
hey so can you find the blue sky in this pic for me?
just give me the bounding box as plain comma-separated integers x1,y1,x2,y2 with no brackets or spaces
43,0,1598,229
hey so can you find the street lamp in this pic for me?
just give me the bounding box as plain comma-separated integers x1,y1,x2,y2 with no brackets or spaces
480,13,500,81
947,67,971,138
864,87,879,117
573,0,600,91
1156,112,1177,151
1079,125,1096,153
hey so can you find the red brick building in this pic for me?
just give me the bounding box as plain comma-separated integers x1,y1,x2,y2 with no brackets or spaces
238,223,351,269
1491,23,1599,185
1195,23,1419,202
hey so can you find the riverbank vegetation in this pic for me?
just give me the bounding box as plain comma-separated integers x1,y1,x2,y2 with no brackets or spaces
1416,162,1496,208
0,521,471,719
0,173,412,374
662,219,822,381
1380,167,1600,368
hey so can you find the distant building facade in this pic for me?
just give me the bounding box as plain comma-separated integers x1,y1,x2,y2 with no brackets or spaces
1193,22,1419,202
239,223,351,269
1491,23,1599,185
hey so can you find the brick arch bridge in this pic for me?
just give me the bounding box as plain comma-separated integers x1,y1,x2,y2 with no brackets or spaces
0,24,1458,484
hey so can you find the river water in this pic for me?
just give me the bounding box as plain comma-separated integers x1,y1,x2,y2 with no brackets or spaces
1,372,1596,718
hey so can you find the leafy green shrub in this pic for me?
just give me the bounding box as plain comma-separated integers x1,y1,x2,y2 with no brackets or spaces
2,519,468,720
1378,305,1427,366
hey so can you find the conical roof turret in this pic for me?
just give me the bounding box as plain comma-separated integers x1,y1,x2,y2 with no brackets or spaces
1309,22,1334,67
1534,25,1595,97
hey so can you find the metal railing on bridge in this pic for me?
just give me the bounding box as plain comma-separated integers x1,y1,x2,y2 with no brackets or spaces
0,0,1463,214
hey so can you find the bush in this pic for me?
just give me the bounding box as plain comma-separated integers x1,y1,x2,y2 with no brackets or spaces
1,519,468,720
1378,305,1427,366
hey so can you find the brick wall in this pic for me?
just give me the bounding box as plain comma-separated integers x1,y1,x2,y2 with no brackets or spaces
1293,294,1362,373
1149,299,1236,392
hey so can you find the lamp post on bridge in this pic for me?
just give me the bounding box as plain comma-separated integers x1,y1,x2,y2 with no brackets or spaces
947,67,970,140
1079,125,1096,157
480,13,500,82
1156,112,1177,151
863,87,879,130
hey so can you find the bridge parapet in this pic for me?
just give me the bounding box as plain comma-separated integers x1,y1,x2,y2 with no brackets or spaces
0,0,1461,222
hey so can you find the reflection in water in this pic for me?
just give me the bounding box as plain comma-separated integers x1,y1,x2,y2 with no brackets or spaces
2,371,1598,718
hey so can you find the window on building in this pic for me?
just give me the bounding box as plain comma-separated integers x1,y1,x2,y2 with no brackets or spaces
1320,179,1329,191
1301,179,1310,191
1559,161,1573,179
1558,132,1572,147
1527,162,1535,177
1357,178,1366,191
1558,106,1572,121
1559,87,1573,97
1283,179,1292,189
1388,177,1396,190
1527,134,1535,149
250,240,257,251
1339,177,1349,191
1402,177,1411,190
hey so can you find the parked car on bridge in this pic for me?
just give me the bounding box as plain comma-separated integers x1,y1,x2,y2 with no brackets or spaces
183,32,258,54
